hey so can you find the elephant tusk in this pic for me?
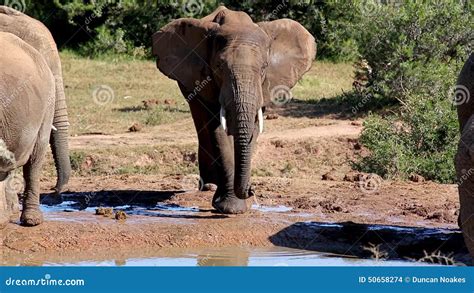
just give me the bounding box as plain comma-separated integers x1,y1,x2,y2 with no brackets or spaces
51,125,57,131
220,107,227,132
258,108,264,134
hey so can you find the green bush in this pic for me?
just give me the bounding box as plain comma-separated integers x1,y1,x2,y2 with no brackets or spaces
353,0,472,183
356,94,459,183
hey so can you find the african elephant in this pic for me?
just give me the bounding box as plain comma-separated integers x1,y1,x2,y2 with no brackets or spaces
455,53,474,258
0,6,71,194
0,32,56,226
152,6,315,213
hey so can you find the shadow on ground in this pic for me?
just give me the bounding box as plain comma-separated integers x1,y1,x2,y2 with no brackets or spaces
39,190,228,220
270,98,356,119
269,221,471,265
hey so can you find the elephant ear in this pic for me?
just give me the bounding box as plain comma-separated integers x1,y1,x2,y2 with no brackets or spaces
257,19,316,105
152,18,219,100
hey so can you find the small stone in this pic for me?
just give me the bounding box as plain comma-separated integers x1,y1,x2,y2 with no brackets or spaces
265,113,279,120
351,121,363,126
164,99,176,106
96,207,113,217
201,183,217,191
115,210,127,220
322,170,338,181
129,122,142,132
409,174,425,183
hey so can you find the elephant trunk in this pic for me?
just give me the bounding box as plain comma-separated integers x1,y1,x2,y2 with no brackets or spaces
231,76,258,199
50,73,71,194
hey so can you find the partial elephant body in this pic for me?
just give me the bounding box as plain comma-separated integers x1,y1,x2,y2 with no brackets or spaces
455,53,474,259
0,6,71,193
153,6,315,213
0,32,55,226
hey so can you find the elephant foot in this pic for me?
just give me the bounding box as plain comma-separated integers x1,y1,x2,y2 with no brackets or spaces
212,193,248,214
20,207,43,226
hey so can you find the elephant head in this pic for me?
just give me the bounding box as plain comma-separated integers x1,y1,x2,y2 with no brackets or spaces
455,53,474,259
152,6,315,200
0,6,71,193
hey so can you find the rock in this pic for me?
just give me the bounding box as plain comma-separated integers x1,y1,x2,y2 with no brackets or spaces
163,99,176,106
322,169,338,181
343,172,365,182
201,183,217,192
96,207,113,217
272,140,285,148
351,121,363,126
142,99,160,109
115,210,127,220
129,122,142,132
265,113,279,120
409,174,425,183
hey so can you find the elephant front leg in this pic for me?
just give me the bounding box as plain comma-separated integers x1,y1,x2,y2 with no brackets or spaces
211,126,248,214
188,97,247,214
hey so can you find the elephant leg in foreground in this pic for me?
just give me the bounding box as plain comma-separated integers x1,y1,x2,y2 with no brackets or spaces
20,126,51,226
188,96,247,214
455,114,474,258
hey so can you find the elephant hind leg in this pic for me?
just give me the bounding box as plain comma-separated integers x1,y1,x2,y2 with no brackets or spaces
20,127,50,227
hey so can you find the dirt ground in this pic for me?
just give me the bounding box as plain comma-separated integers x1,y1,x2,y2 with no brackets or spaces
0,105,467,265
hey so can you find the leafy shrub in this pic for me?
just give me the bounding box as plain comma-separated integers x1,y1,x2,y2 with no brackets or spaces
353,1,472,183
355,93,459,183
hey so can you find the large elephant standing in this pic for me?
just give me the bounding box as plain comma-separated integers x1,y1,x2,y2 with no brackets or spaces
152,7,315,213
0,6,71,194
0,32,56,226
455,53,474,258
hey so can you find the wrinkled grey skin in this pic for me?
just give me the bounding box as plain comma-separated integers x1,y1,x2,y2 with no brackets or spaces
0,32,56,226
152,6,315,214
0,6,71,194
455,53,474,258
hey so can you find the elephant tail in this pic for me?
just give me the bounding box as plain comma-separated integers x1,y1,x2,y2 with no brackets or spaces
0,140,15,172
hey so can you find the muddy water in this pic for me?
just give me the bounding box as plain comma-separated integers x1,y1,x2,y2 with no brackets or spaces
9,192,464,266
5,246,434,267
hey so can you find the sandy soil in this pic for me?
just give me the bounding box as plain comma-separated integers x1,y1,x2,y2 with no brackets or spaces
0,110,468,265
